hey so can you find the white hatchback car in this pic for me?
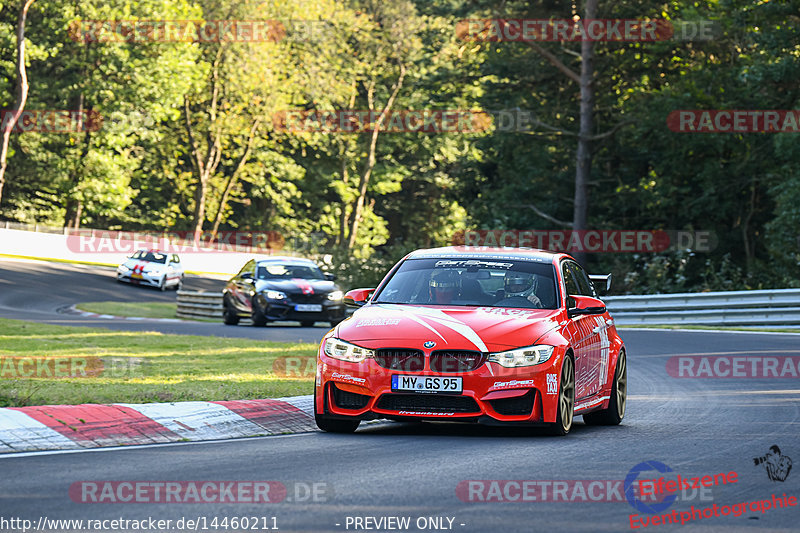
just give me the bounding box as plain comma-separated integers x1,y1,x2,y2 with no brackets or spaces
116,249,184,291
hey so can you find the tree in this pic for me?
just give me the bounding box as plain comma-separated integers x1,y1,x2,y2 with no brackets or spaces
0,0,35,208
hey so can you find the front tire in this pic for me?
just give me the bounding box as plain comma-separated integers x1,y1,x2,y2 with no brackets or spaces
222,299,240,326
546,354,575,436
251,299,268,327
158,276,167,291
315,413,360,433
583,350,627,426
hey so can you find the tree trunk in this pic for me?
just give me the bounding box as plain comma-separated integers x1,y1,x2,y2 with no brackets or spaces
347,65,406,250
571,0,597,266
0,0,36,208
210,118,261,237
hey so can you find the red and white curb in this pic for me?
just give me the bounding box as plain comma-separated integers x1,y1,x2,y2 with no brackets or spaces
0,395,317,453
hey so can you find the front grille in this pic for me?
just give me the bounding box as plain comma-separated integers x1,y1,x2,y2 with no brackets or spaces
374,349,425,371
331,384,370,410
289,293,326,304
376,394,480,413
488,390,535,416
429,350,486,372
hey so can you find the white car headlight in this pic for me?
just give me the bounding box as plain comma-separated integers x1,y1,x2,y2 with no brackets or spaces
118,265,130,273
488,345,555,367
327,290,344,301
323,338,374,363
265,290,287,300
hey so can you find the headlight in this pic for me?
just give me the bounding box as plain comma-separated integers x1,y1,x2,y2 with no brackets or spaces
323,338,374,363
488,345,555,367
327,290,344,301
265,290,286,300
118,265,130,273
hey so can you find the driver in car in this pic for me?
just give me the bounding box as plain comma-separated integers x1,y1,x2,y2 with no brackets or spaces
428,269,460,304
501,272,544,308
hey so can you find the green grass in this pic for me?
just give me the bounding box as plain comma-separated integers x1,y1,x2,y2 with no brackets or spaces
77,301,179,319
618,325,800,333
0,318,318,407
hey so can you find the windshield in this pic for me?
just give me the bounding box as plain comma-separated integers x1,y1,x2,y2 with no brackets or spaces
256,263,325,280
131,250,167,264
373,257,558,309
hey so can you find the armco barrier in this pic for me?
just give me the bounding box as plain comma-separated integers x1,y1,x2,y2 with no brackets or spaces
176,288,800,327
176,291,224,319
604,289,800,326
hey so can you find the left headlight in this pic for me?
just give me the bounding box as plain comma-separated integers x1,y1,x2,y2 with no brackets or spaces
118,265,130,273
327,290,344,301
488,345,555,367
265,290,287,300
323,338,374,363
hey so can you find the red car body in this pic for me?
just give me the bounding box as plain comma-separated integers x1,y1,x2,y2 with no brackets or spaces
314,247,626,434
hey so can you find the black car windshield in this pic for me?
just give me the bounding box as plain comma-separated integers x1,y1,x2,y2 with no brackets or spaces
373,257,559,309
131,250,167,264
256,263,325,280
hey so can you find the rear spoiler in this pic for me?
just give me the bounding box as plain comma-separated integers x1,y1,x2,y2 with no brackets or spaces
589,273,612,295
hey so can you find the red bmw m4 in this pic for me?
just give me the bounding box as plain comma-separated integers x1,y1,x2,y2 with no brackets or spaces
314,247,626,436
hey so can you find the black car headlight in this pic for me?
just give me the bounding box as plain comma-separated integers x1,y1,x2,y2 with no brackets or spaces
323,338,374,363
327,290,344,302
265,290,287,300
487,345,555,367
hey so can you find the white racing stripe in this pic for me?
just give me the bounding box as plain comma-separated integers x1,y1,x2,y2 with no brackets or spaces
115,401,266,441
383,304,488,352
0,409,81,452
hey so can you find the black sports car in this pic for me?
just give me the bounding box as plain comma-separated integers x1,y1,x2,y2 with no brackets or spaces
222,257,346,327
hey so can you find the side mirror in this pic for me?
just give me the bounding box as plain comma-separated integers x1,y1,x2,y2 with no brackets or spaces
567,295,607,318
589,273,612,295
325,273,336,281
344,288,375,308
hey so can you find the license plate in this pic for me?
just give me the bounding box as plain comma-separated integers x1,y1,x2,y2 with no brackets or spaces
295,304,323,312
131,273,143,279
392,375,462,394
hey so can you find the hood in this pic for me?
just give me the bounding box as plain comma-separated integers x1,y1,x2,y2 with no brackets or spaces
121,259,166,272
338,303,562,352
255,278,337,295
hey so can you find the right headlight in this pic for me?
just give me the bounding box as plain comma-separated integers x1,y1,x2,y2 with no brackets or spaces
323,338,375,363
487,345,555,367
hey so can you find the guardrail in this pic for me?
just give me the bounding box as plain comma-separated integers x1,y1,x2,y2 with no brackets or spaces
176,289,800,326
604,289,800,326
176,291,224,319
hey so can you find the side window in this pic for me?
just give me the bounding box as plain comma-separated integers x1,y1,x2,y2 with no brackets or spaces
171,254,180,264
238,260,255,277
569,261,596,297
562,262,580,297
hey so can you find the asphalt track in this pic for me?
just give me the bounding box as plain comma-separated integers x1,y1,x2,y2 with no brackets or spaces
0,259,328,343
1,259,798,532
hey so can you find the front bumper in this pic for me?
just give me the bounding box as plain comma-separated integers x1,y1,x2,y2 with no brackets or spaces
117,272,161,287
315,348,565,424
258,299,346,322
